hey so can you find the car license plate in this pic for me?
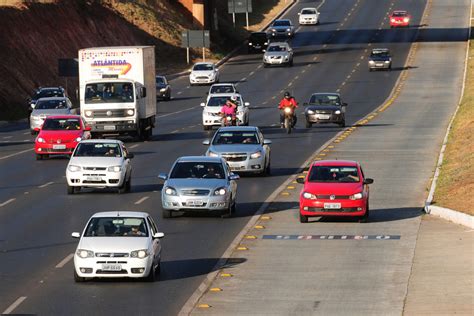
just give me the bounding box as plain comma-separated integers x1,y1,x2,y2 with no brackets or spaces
86,176,102,181
376,63,384,67
318,114,331,120
102,264,121,271
187,200,203,206
104,125,116,131
324,203,341,209
53,144,66,150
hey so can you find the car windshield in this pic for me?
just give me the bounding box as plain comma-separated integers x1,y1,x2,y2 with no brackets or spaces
207,96,241,107
42,118,81,131
85,82,133,104
309,166,360,183
371,51,390,57
268,45,286,52
213,131,259,145
35,89,64,99
210,85,235,94
156,77,166,85
35,99,68,110
273,20,290,26
84,217,148,237
194,64,214,71
301,9,316,14
309,94,340,106
392,11,407,17
74,143,122,157
170,162,225,179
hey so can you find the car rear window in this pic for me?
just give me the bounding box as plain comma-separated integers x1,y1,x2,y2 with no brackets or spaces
308,166,360,183
392,11,407,17
84,217,148,237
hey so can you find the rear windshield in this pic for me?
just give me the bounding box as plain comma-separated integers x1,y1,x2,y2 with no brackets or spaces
170,162,225,179
42,118,81,130
308,166,360,183
84,217,148,237
74,143,122,157
213,131,259,145
35,99,68,110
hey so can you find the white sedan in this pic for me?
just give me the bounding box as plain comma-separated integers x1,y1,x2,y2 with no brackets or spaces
66,139,133,194
189,62,219,85
72,211,164,282
201,93,250,130
298,7,320,25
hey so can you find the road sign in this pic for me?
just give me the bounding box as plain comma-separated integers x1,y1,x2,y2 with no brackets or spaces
181,30,211,64
228,0,252,13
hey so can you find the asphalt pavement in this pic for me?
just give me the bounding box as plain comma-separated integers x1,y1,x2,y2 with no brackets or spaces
0,0,460,314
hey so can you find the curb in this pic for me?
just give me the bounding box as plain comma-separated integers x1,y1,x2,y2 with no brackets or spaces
427,205,474,229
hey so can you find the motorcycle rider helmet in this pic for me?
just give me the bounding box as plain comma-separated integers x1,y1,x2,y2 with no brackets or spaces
284,91,291,99
230,95,238,102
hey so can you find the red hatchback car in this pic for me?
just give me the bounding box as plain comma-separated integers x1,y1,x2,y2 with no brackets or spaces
390,11,410,28
298,160,374,223
34,115,90,160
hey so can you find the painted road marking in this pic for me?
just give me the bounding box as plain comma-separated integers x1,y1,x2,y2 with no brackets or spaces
2,296,27,315
157,106,197,118
38,181,54,188
134,196,149,205
263,235,401,240
23,132,30,135
55,253,74,268
0,148,34,160
0,198,15,208
177,91,183,95
3,136,12,139
129,144,139,149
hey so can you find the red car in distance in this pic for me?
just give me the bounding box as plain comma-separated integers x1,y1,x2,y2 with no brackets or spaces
298,160,374,223
389,11,411,28
34,115,91,160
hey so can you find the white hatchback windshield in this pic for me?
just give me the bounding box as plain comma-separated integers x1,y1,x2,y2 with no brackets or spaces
84,217,148,237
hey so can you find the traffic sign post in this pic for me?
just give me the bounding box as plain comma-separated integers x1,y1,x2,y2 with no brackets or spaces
228,0,252,29
181,30,210,64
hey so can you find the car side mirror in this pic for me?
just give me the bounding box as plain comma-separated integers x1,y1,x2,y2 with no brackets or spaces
244,102,250,107
262,49,266,52
30,103,35,109
200,102,206,107
153,232,165,239
141,87,147,98
127,153,134,159
263,139,272,145
158,173,168,181
34,127,40,132
202,139,210,145
298,13,301,15
296,177,305,184
71,232,80,238
364,178,374,185
85,126,91,131
229,173,240,181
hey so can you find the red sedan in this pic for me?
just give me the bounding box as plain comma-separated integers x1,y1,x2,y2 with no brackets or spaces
34,115,90,160
389,11,410,28
298,160,374,223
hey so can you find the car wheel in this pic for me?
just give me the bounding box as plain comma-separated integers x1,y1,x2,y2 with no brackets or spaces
264,159,271,176
358,202,369,223
289,59,294,67
156,260,161,274
305,121,312,128
118,180,127,194
36,154,43,160
125,176,132,193
263,63,268,68
162,209,172,218
145,264,157,282
299,213,308,223
67,185,75,195
74,269,85,282
221,199,233,218
339,120,346,127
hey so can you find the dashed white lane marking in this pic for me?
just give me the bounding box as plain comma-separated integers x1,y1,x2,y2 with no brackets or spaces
272,96,277,100
55,253,74,268
23,132,30,135
288,82,293,87
157,106,197,119
2,136,12,139
271,123,277,127
129,144,139,149
38,181,54,188
177,91,183,95
241,77,247,82
2,296,27,315
23,139,29,142
0,198,15,207
249,71,255,76
134,196,149,205
171,130,180,134
0,148,34,160
294,75,299,80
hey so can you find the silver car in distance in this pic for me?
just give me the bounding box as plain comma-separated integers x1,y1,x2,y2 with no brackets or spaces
159,156,239,218
203,126,271,176
263,42,294,67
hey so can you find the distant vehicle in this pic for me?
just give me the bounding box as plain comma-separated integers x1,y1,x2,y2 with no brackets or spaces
208,83,238,95
268,19,295,38
203,126,271,176
79,46,156,140
66,139,134,194
28,87,66,115
248,32,269,53
263,42,294,67
156,75,171,101
34,115,91,160
389,10,410,27
303,93,347,128
29,97,74,134
298,7,320,25
297,160,374,223
158,156,240,218
72,211,164,282
189,62,219,85
201,93,250,131
368,48,392,71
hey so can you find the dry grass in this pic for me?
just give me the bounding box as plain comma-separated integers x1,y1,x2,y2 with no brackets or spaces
433,40,474,215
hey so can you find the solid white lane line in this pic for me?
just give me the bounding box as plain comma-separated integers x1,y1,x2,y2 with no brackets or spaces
177,91,183,95
0,148,34,160
38,181,54,188
157,106,197,118
2,296,27,315
134,196,149,205
171,130,180,134
23,132,30,135
55,253,74,268
3,136,12,139
0,198,15,208
129,144,139,149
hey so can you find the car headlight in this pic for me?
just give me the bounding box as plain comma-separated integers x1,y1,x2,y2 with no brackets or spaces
164,186,177,195
403,18,409,22
271,28,276,32
248,42,253,45
208,151,219,157
303,192,317,200
130,249,149,258
350,192,363,200
107,165,122,172
126,109,135,116
213,187,227,196
284,107,292,114
391,18,396,22
369,60,375,64
250,151,262,159
264,42,268,45
335,110,341,115
160,88,167,92
75,137,82,142
76,249,94,258
307,110,314,115
68,165,81,172
84,110,93,117
237,111,243,115
286,28,291,32
37,137,45,143
385,60,390,63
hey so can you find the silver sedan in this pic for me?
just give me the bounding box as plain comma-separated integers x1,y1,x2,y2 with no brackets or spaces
203,126,271,176
263,42,294,67
159,156,239,218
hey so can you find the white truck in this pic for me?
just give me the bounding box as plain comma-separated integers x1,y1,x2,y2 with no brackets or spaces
78,46,156,140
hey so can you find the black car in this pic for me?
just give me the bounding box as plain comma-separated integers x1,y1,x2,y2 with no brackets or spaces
303,93,347,128
248,32,269,53
156,75,171,101
368,48,392,71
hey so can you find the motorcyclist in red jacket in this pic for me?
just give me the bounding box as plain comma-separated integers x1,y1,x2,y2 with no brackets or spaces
278,91,298,128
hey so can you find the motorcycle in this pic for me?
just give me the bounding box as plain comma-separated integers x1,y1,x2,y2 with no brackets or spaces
283,107,296,134
221,113,239,127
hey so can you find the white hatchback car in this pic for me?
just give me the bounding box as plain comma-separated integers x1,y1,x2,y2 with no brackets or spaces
201,93,250,130
189,62,219,85
66,139,133,194
298,7,320,25
72,211,164,282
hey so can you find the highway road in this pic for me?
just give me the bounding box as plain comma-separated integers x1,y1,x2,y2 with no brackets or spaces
0,0,431,314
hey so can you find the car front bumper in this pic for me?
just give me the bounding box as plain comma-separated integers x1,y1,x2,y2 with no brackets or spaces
190,77,217,84
162,193,230,211
300,198,367,217
221,154,265,173
35,142,78,155
66,170,126,188
306,113,344,124
299,18,317,24
263,57,291,65
86,120,137,133
368,62,391,69
74,255,153,278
